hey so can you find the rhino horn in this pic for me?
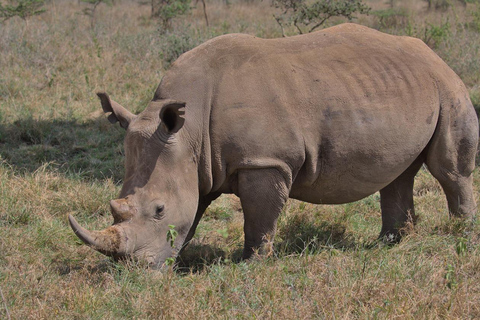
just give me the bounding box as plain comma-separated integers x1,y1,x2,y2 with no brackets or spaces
68,214,126,256
110,199,133,223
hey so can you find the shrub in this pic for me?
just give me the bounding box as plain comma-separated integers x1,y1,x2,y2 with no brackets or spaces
151,0,191,33
0,0,45,22
272,0,371,36
0,0,45,39
423,19,451,49
159,28,198,67
405,19,451,49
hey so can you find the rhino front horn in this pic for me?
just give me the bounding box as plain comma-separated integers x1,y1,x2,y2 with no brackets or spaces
68,214,126,256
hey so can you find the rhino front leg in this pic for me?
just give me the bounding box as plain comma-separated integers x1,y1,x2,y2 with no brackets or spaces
238,168,291,260
180,192,221,252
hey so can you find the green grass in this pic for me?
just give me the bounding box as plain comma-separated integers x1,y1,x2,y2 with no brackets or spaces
1,0,480,318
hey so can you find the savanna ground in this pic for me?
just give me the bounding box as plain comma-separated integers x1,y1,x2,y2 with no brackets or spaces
1,0,480,318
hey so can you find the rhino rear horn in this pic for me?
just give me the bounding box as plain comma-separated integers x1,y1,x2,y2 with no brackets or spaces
110,199,133,223
97,92,136,130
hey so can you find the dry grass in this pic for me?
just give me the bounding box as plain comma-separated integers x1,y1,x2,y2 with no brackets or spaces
1,0,480,318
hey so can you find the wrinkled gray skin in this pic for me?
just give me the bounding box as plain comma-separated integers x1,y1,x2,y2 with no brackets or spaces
69,24,478,268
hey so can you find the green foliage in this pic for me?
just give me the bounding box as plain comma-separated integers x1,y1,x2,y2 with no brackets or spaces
272,0,371,35
455,237,468,256
151,0,191,32
166,224,178,248
0,0,45,21
159,28,198,66
165,224,178,266
405,19,451,49
164,256,176,266
444,264,457,289
423,19,451,48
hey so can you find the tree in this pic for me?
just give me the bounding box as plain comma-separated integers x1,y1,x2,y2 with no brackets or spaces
272,0,371,36
151,0,191,32
0,0,46,39
0,0,45,22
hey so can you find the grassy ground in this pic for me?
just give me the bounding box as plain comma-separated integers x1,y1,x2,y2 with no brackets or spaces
1,0,480,318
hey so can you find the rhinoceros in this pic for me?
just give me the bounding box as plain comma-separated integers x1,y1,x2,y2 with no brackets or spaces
69,23,478,268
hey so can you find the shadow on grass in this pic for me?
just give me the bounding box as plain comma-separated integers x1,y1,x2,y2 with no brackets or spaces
176,243,232,274
51,256,116,277
175,217,362,274
275,219,356,256
0,116,125,182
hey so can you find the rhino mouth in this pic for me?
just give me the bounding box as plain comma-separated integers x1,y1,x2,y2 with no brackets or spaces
68,214,128,257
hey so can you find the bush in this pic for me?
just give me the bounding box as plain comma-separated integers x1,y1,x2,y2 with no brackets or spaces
423,20,451,48
0,0,45,22
159,28,199,67
272,0,370,36
405,19,451,49
151,0,191,33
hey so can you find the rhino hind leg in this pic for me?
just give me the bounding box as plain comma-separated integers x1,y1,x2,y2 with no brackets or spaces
379,155,425,241
237,168,291,259
425,100,478,218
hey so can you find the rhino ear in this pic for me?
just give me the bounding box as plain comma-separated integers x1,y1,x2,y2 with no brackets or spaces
97,92,135,130
160,101,186,134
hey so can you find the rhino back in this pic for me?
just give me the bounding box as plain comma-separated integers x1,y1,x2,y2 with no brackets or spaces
157,24,463,204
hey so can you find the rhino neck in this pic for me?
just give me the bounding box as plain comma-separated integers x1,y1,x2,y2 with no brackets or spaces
153,72,215,197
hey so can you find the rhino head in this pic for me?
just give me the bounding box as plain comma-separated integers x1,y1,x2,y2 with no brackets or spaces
69,92,199,268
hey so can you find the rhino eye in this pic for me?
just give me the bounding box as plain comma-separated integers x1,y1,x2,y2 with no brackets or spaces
154,205,165,220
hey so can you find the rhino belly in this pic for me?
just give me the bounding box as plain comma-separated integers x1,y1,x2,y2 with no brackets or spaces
290,169,401,205
289,122,434,205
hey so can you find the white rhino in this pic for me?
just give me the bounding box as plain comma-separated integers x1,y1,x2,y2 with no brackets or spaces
69,24,478,268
